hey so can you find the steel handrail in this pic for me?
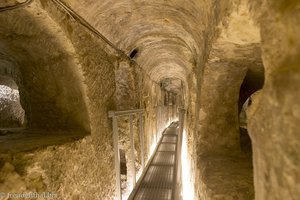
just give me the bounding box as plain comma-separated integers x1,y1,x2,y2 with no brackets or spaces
108,108,145,200
50,0,123,55
176,107,186,199
108,109,144,117
0,0,122,55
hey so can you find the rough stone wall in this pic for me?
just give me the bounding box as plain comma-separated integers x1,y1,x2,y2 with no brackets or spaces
198,62,247,155
4,1,299,200
0,2,90,131
0,137,114,200
188,1,261,199
247,0,300,199
140,74,164,160
30,0,120,198
0,2,173,200
114,59,140,197
196,0,261,156
183,0,236,199
0,0,119,199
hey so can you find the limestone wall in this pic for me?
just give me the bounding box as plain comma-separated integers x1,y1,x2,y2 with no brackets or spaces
0,1,174,200
0,2,90,131
1,0,298,200
187,1,262,199
248,0,300,199
0,0,116,198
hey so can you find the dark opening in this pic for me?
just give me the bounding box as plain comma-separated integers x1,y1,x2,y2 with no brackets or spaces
239,98,252,154
129,48,138,59
0,76,25,129
238,65,264,154
239,67,264,112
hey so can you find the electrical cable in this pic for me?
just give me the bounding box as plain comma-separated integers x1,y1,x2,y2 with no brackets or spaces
0,0,33,12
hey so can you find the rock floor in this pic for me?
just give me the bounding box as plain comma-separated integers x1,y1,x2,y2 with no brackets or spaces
199,154,254,200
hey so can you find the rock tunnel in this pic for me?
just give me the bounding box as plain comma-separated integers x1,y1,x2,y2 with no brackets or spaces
0,0,300,199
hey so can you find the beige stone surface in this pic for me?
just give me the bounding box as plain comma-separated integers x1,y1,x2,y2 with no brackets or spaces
198,154,254,200
1,0,299,200
1,1,172,199
0,1,90,131
247,0,300,199
0,0,118,199
0,136,115,200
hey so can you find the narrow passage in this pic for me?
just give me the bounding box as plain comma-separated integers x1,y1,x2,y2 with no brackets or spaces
129,122,179,200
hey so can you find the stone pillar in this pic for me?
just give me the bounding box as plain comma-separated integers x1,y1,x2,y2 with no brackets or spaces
248,1,300,199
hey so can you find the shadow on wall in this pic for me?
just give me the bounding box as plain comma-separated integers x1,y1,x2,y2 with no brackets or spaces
0,6,91,132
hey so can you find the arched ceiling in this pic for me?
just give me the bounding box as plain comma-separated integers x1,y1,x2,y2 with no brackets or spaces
63,0,217,91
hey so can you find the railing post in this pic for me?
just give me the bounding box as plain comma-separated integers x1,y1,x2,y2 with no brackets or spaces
156,106,159,143
139,113,145,169
109,109,144,199
129,114,136,186
176,108,185,198
168,105,171,125
160,106,162,134
159,105,162,138
110,112,122,200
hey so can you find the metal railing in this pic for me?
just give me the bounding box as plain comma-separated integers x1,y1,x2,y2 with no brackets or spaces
127,109,184,200
0,0,122,55
156,105,164,143
176,107,186,199
108,109,145,200
50,0,122,54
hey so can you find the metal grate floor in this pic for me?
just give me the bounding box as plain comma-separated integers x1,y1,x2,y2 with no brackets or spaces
152,152,175,165
159,143,176,152
129,122,179,200
162,135,177,143
134,188,172,200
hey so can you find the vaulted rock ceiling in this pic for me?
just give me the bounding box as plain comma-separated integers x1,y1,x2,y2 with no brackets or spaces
62,0,232,91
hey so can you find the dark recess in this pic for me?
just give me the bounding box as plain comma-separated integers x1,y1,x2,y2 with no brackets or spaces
129,49,138,59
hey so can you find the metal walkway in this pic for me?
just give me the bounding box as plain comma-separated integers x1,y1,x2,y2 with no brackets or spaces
128,122,179,200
